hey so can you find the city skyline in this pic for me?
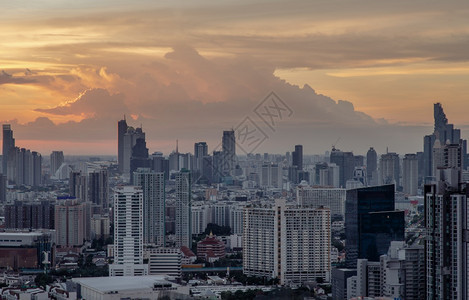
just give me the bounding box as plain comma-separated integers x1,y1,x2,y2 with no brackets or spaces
1,1,469,155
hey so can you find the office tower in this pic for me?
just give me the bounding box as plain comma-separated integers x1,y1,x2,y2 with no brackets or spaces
88,168,109,209
260,163,282,188
222,130,236,175
117,117,128,173
425,166,468,299
2,124,15,176
6,147,42,186
211,151,223,183
345,185,405,268
109,186,148,276
69,171,87,201
354,155,364,168
50,151,64,175
332,268,357,300
330,148,355,188
54,199,91,247
423,103,466,180
366,147,377,185
416,151,424,186
5,200,55,229
194,142,208,172
122,126,145,177
133,168,165,246
175,170,191,248
297,186,346,219
402,153,418,196
243,200,331,284
379,152,400,189
0,174,6,203
129,137,151,175
292,145,303,171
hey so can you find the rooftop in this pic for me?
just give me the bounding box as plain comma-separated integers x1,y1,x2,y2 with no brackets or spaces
72,275,178,292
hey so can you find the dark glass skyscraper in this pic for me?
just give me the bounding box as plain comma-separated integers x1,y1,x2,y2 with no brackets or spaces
292,145,303,171
222,130,236,175
345,184,404,268
117,118,128,173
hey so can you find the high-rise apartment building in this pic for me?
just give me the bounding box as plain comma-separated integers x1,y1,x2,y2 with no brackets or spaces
50,151,64,175
133,168,165,246
297,186,346,219
345,185,405,268
54,199,91,247
260,163,282,188
175,170,191,248
69,171,88,201
5,200,55,229
402,153,418,196
243,200,331,284
109,186,148,276
425,166,469,299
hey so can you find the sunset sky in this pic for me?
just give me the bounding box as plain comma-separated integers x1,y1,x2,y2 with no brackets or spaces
1,0,469,155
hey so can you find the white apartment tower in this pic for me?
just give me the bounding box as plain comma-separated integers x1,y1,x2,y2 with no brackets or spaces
109,186,148,276
243,200,331,284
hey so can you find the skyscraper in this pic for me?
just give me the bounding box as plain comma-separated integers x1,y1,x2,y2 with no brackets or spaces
175,169,191,248
2,124,15,176
330,148,355,188
379,152,400,189
109,186,148,276
194,142,208,172
366,147,377,185
69,171,87,201
50,151,64,175
88,168,109,209
292,144,303,171
345,185,405,268
425,166,469,299
402,153,418,196
423,103,466,181
133,168,165,246
129,137,151,175
117,117,128,173
122,126,145,178
222,130,236,175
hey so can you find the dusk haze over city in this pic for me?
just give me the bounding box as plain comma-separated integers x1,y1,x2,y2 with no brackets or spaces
1,1,469,300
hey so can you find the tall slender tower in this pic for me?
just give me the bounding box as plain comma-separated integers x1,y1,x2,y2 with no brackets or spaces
109,186,148,276
133,168,165,246
117,117,128,173
175,169,191,248
222,130,236,175
2,124,15,176
88,168,109,209
366,147,377,186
